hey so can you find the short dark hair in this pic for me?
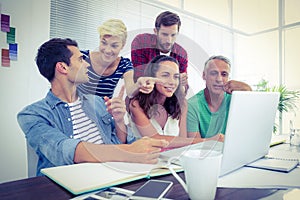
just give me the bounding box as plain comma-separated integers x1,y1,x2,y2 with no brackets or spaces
35,38,78,82
155,11,181,31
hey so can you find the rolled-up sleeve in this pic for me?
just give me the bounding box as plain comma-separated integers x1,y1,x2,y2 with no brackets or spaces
17,104,80,167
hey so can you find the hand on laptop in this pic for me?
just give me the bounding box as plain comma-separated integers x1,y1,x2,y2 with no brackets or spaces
187,132,225,143
209,133,225,142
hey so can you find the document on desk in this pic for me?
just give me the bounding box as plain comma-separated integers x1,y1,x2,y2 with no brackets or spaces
266,149,300,161
269,134,288,147
41,160,182,195
218,147,300,189
218,166,300,189
246,158,298,172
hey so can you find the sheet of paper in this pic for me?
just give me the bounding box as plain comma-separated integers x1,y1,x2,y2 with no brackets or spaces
270,134,288,146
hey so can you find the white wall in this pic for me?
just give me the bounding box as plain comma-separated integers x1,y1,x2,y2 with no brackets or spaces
0,0,50,183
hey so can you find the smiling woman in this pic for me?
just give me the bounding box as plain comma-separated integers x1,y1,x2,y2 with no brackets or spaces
77,19,136,99
127,55,214,148
128,55,185,138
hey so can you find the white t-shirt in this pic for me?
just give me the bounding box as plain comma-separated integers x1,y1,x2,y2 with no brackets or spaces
68,97,103,144
129,115,180,138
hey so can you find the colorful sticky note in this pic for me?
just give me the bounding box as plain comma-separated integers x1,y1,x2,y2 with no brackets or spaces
7,27,15,44
2,49,10,67
1,14,10,32
9,43,17,61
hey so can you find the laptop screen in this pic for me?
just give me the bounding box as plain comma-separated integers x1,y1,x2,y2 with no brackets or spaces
220,91,280,176
160,91,280,177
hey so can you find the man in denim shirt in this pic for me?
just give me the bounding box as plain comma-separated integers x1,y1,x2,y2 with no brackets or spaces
17,38,168,176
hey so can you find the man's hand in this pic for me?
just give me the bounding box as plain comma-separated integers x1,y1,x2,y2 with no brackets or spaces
104,86,126,123
180,72,188,88
75,137,169,164
130,137,169,153
223,80,252,94
125,137,169,164
191,133,224,143
210,133,225,142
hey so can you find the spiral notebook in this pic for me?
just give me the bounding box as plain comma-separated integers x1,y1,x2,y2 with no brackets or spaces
246,147,300,172
266,149,300,161
246,158,298,172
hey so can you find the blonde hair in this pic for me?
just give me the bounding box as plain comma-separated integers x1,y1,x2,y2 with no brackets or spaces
97,19,127,45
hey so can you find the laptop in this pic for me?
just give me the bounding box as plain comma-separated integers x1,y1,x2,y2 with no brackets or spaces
160,91,280,177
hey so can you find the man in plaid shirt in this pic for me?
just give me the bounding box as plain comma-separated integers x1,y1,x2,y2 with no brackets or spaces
131,11,188,90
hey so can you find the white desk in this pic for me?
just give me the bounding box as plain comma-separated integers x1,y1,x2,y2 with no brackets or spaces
218,142,300,200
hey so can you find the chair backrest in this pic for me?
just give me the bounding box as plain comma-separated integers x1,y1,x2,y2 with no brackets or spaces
26,142,38,177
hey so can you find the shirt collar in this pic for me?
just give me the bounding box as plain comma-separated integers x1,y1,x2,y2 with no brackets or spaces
45,89,88,109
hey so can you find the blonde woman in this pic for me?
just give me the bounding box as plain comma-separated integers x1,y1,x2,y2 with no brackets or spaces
78,19,153,99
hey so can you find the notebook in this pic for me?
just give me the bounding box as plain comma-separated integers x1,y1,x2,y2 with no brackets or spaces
41,161,182,195
160,91,280,176
246,158,298,172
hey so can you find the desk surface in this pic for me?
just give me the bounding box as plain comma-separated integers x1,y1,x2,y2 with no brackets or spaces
0,143,298,200
0,172,286,200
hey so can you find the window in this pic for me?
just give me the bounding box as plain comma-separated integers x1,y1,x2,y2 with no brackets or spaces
50,0,300,133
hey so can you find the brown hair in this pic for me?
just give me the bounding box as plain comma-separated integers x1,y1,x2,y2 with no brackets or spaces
131,55,184,119
155,11,181,31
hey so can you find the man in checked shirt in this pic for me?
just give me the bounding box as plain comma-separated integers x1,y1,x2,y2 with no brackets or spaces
131,11,188,93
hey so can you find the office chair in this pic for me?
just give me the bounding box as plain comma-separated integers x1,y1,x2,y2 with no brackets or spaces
26,142,38,177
